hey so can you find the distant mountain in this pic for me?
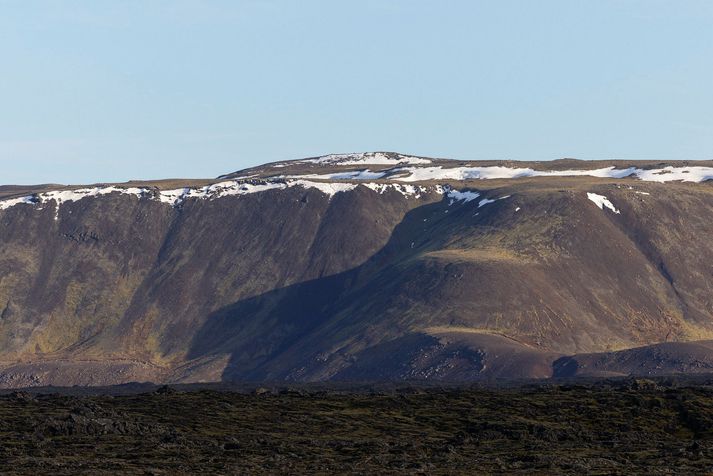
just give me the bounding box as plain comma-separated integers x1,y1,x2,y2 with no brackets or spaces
1,152,713,387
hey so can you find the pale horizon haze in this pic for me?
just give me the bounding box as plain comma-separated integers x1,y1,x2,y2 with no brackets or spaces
1,0,712,184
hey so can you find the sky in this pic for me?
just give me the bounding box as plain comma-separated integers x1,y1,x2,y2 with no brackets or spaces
1,0,712,184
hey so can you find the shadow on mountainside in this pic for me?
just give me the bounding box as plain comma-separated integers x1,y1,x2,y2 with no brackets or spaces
184,184,713,383
185,197,514,382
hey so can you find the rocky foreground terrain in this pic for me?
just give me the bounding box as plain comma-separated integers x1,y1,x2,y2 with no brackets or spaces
2,152,713,386
2,379,713,474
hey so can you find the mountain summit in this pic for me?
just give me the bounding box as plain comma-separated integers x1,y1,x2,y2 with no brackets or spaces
1,153,713,386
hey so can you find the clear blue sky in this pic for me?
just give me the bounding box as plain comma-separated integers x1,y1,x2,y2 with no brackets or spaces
1,1,712,184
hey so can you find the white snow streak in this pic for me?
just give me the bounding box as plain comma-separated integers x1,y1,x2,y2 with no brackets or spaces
302,152,431,166
0,181,360,214
0,195,36,210
362,183,432,197
157,180,356,206
41,187,147,206
288,169,387,180
40,187,148,219
3,160,711,217
291,180,357,196
477,195,511,208
587,193,620,214
394,165,713,183
446,190,480,205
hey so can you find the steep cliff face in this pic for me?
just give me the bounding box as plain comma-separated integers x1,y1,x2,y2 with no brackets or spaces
1,153,713,386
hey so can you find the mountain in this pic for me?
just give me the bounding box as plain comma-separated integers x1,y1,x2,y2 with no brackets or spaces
1,152,713,387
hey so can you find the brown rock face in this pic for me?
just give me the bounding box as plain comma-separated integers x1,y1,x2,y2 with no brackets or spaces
1,155,713,386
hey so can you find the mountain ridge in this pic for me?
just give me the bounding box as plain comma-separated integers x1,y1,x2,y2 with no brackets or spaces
1,152,713,387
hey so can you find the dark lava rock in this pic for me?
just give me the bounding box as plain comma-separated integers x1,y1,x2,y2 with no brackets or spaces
154,385,177,395
8,391,35,403
33,402,167,437
253,387,273,396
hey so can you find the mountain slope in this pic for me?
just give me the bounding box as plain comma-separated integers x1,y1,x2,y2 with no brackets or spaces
1,152,713,386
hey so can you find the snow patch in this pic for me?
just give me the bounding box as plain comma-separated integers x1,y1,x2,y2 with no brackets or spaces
0,180,361,215
41,187,147,207
395,165,638,182
0,195,36,210
362,183,442,198
291,180,356,196
302,152,431,166
160,180,356,205
288,169,387,181
39,187,150,219
270,162,713,185
394,164,713,183
634,166,713,183
159,181,287,206
478,195,511,208
587,193,620,213
0,186,155,219
446,190,480,205
159,188,190,205
210,181,286,198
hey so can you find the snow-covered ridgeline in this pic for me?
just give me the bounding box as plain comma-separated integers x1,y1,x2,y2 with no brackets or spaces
0,181,449,213
393,165,713,183
159,181,449,204
267,152,713,182
299,152,431,166
0,195,37,210
158,181,288,205
0,187,151,213
285,164,713,183
286,169,388,181
41,187,149,206
391,165,630,182
285,166,632,182
0,187,152,218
